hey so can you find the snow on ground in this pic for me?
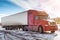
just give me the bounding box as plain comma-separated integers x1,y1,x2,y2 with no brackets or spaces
0,26,5,30
0,26,60,40
54,24,60,40
0,30,57,40
54,31,60,40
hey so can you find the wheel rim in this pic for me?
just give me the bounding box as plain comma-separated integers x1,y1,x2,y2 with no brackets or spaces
39,27,42,33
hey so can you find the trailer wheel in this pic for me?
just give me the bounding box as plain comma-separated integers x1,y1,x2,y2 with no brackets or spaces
22,26,28,31
6,28,8,30
51,31,55,33
6,27,9,30
38,26,43,33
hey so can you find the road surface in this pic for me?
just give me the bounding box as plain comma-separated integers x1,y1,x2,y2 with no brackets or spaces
0,30,57,40
54,30,60,40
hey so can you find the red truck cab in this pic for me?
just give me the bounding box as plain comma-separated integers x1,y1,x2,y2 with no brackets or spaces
24,10,58,33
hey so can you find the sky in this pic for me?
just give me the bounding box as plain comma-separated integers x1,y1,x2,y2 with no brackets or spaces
11,0,60,18
0,0,24,22
0,0,60,22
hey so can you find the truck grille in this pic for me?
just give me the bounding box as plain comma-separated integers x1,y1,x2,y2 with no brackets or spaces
50,22,56,26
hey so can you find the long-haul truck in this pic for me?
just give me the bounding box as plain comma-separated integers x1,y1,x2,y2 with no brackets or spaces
1,10,58,33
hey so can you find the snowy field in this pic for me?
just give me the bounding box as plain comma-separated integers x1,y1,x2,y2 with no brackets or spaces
54,31,60,40
0,26,60,40
0,30,57,40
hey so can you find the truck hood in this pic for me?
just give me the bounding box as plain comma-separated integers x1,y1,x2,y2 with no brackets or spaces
47,19,55,22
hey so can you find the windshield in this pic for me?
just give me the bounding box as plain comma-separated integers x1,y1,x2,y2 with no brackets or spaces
34,15,50,20
38,15,49,19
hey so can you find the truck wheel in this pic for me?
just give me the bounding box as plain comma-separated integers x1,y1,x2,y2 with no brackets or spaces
38,26,43,33
51,31,55,33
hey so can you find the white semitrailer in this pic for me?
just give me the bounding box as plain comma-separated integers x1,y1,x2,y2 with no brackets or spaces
1,11,29,30
1,11,28,26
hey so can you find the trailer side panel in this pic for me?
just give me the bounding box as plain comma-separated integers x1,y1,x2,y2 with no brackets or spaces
1,11,28,26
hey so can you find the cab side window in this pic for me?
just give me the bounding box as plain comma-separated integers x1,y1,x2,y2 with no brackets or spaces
34,16,39,20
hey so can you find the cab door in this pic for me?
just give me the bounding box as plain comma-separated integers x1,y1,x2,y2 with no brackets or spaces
32,16,40,31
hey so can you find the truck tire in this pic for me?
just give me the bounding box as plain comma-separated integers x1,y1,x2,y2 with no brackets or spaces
38,26,43,33
22,27,25,31
22,26,28,31
5,27,7,30
51,31,55,33
6,27,9,30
